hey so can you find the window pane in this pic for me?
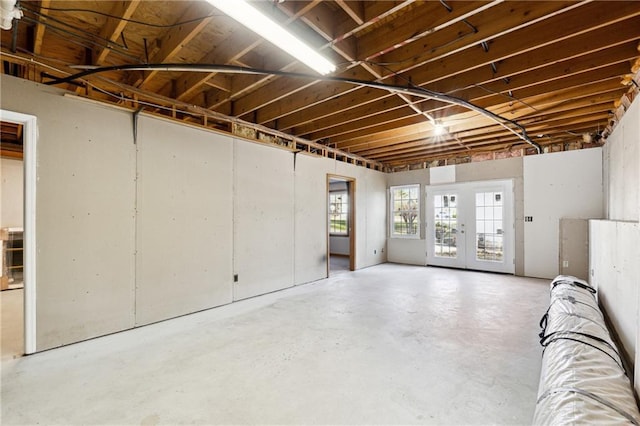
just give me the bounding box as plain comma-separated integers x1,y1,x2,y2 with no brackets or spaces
391,185,420,237
329,191,348,235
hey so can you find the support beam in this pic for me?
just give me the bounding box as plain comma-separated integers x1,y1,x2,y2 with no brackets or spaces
136,1,214,88
95,0,142,65
32,0,50,55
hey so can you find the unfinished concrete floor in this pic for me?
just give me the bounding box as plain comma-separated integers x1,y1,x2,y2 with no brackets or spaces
1,264,549,425
0,288,23,362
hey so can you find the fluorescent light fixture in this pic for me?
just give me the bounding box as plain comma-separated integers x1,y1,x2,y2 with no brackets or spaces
206,0,336,75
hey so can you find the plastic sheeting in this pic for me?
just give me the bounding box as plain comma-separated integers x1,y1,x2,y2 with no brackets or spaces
533,275,640,424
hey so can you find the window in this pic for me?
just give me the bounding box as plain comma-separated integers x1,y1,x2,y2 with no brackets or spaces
329,192,348,235
391,185,420,238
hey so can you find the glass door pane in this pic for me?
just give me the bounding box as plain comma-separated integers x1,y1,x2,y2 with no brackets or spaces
434,193,458,258
475,191,504,262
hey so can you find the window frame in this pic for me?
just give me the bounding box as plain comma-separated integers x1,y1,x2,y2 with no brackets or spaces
390,184,421,239
329,190,349,236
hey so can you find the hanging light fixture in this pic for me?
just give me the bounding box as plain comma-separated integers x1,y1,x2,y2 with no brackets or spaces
206,0,336,75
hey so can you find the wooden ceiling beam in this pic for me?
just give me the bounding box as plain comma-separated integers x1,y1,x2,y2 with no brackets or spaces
356,1,502,60
247,1,509,123
269,5,640,132
226,1,413,117
247,1,574,124
135,1,214,88
296,43,635,139
370,116,606,165
311,62,627,144
358,103,613,158
380,1,580,75
233,1,493,120
174,1,333,107
396,1,640,84
94,0,142,65
32,0,51,55
334,78,623,150
335,1,365,25
278,29,639,134
379,116,618,166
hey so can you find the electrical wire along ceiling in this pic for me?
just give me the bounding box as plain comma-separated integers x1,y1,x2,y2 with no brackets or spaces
1,0,640,170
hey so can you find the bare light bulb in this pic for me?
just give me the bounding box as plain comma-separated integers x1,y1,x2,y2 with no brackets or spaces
434,123,446,136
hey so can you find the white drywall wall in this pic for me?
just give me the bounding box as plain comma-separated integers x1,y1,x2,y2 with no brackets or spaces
365,170,388,265
294,154,333,285
329,236,350,255
1,158,23,228
335,161,387,269
523,148,603,279
233,141,295,300
604,95,640,221
0,77,137,350
387,238,427,265
0,75,389,351
135,116,234,326
595,94,640,392
385,169,429,265
590,220,639,372
294,155,387,282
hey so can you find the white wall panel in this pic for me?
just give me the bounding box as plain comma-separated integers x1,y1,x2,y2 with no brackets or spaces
329,236,350,255
365,170,387,266
605,97,640,221
0,76,389,351
234,142,294,300
334,162,387,269
387,238,427,265
523,149,603,279
590,220,639,371
0,77,137,350
1,158,23,228
294,155,334,285
135,117,233,325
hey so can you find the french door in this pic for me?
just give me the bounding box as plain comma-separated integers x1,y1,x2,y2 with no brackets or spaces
426,179,514,274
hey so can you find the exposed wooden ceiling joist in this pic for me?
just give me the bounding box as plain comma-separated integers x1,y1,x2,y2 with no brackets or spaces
2,0,638,168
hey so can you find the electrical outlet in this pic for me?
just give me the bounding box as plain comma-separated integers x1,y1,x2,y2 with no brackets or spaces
525,216,533,222
374,249,377,254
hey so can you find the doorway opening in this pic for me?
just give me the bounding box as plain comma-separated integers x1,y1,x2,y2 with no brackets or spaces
1,111,37,357
327,175,355,275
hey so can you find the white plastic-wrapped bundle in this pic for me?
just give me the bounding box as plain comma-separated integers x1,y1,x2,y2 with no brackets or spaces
533,275,640,424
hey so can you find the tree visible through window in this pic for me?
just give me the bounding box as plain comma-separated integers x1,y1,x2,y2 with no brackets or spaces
391,185,419,237
329,192,348,235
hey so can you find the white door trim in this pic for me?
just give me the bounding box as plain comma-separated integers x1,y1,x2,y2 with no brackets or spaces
1,109,37,354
